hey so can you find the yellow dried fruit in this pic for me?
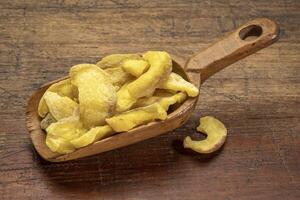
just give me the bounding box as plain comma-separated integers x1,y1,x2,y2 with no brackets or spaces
122,59,149,77
184,116,227,153
134,91,186,111
43,91,78,121
133,96,162,108
70,125,114,148
96,54,141,69
38,79,77,117
39,51,200,155
45,116,86,154
40,113,56,130
96,54,142,88
106,103,167,132
70,64,117,128
104,67,133,88
46,136,76,154
132,90,171,108
116,51,172,112
46,116,86,141
158,92,187,110
160,72,199,97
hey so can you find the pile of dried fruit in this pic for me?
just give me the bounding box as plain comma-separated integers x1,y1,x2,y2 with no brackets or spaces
38,51,199,154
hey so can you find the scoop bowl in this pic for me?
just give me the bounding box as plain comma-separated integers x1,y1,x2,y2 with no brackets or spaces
26,18,279,162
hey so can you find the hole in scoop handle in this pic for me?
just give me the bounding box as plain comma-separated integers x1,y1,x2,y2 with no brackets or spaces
185,18,279,83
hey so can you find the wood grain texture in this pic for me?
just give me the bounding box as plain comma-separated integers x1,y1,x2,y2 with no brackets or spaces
0,0,299,199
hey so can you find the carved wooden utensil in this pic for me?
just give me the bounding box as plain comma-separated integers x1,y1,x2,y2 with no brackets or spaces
26,18,279,162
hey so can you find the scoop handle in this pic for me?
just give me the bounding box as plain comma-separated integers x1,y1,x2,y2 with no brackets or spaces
185,18,279,83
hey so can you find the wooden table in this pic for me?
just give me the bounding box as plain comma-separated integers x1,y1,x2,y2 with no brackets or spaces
1,0,299,199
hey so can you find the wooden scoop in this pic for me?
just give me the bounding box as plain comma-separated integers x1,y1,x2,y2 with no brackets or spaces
26,18,279,162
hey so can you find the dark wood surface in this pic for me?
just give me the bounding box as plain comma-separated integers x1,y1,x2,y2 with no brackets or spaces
1,0,299,199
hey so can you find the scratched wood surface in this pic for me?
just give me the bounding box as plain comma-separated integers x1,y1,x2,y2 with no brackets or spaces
0,0,299,199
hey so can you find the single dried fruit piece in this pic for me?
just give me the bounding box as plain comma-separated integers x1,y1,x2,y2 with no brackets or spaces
132,96,162,108
122,59,149,77
46,136,76,154
46,116,86,141
70,64,117,128
115,83,137,112
116,51,172,112
104,67,133,88
40,113,56,130
142,51,172,84
70,125,114,148
106,103,167,132
158,92,187,111
45,116,86,154
184,116,227,153
133,91,187,111
160,72,199,97
43,91,78,121
97,54,142,88
96,54,141,69
38,79,78,117
132,90,172,108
